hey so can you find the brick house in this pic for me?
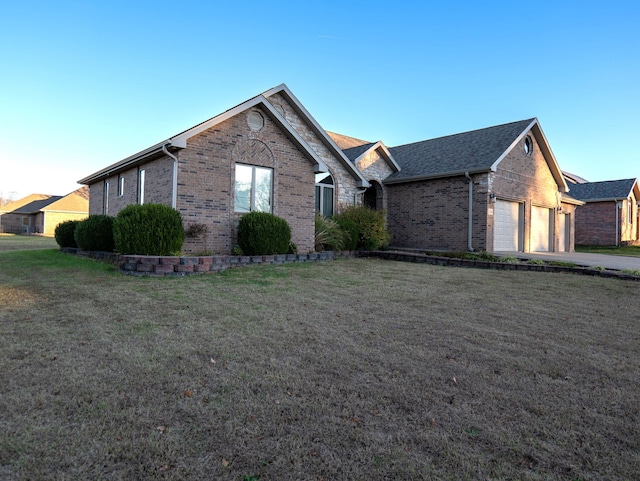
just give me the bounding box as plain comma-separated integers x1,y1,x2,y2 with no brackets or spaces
79,85,369,254
0,188,88,235
334,119,582,252
80,85,582,254
566,178,640,246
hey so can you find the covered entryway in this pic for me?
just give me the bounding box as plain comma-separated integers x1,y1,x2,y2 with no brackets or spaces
364,181,383,211
531,206,553,252
494,200,521,251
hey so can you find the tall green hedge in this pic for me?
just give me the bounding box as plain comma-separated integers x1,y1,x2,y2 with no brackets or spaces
54,219,82,248
113,204,184,255
237,211,291,255
74,215,115,252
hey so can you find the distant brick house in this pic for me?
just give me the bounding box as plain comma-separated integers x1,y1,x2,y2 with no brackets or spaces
566,178,640,246
79,85,582,254
0,188,88,235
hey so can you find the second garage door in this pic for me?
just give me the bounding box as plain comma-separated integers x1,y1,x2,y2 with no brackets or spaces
494,200,521,251
531,206,552,252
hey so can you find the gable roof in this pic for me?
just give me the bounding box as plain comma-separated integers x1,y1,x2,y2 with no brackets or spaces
79,84,358,185
327,132,372,151
42,187,89,213
385,118,568,191
326,132,400,173
0,193,51,213
567,178,640,202
563,171,589,184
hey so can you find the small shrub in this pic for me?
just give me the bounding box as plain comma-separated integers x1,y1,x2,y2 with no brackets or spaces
288,242,297,254
315,214,347,251
592,265,605,271
54,220,82,248
334,218,359,251
185,223,207,238
500,256,519,264
74,215,115,252
527,259,545,265
113,203,184,255
237,212,291,255
622,268,640,276
548,260,577,268
333,206,389,250
231,246,244,256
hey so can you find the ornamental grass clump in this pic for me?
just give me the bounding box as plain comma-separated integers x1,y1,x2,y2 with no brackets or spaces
315,213,348,252
54,219,82,248
74,215,115,252
237,211,291,255
113,204,184,255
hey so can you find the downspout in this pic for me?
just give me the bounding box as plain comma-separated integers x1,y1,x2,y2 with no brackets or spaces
162,143,178,209
465,172,474,251
354,188,367,206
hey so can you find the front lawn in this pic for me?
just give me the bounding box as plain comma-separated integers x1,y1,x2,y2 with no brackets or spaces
1,251,639,480
0,233,58,252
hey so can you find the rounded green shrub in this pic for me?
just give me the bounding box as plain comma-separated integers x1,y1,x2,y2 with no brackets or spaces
54,219,82,248
334,218,359,251
333,206,389,250
74,215,115,252
237,211,291,255
113,203,184,255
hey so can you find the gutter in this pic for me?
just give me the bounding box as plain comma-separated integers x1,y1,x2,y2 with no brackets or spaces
465,172,474,251
162,143,179,209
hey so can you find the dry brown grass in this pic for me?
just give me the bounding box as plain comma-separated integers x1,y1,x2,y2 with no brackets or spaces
1,249,639,480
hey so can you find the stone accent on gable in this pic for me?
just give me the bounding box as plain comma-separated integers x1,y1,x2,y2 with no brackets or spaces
265,92,362,211
357,149,394,213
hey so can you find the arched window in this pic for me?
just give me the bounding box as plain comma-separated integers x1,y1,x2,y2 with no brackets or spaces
315,172,334,217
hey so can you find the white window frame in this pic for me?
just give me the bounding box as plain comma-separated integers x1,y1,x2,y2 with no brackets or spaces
117,175,124,197
315,172,334,217
138,169,146,205
104,181,110,215
234,164,273,213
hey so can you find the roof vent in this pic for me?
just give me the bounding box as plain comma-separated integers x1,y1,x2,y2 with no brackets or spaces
247,111,264,132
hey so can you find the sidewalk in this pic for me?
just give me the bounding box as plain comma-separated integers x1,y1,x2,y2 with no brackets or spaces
497,251,640,271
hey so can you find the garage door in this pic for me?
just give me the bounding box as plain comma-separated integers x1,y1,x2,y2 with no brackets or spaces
531,206,552,252
494,200,520,251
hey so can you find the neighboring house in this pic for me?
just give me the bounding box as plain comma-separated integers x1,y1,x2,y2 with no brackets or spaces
79,84,582,254
0,187,89,235
333,119,582,253
567,179,640,246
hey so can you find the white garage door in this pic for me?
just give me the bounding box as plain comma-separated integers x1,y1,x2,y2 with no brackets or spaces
494,200,520,251
557,213,567,252
531,206,552,252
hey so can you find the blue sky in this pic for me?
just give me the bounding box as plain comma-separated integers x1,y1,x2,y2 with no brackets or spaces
1,0,638,200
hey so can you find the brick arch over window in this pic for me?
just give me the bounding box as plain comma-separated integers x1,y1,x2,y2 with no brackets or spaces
231,139,276,169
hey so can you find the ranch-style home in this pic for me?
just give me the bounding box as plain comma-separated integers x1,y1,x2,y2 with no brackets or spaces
0,188,88,235
79,84,581,254
565,177,640,246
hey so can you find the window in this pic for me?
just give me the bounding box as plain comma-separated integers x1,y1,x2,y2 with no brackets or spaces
315,172,334,216
104,181,110,214
524,136,533,156
138,169,145,205
629,199,634,224
118,175,124,197
234,164,273,213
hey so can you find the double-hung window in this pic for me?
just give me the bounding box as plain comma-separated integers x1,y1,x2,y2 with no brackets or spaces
117,175,124,197
138,169,146,205
234,164,273,213
103,181,110,215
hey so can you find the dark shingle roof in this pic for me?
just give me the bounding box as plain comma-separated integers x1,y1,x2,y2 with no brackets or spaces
11,197,63,214
567,179,637,201
342,142,376,162
386,118,535,181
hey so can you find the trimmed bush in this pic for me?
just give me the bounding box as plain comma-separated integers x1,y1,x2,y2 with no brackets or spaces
333,206,389,250
113,204,184,255
334,218,359,251
54,219,82,248
237,211,291,255
74,215,115,252
315,213,347,252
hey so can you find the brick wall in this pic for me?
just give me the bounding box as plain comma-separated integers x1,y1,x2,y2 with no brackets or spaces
175,107,316,254
575,201,618,245
386,174,489,251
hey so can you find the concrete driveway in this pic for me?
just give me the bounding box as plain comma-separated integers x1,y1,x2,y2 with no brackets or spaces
497,251,640,271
